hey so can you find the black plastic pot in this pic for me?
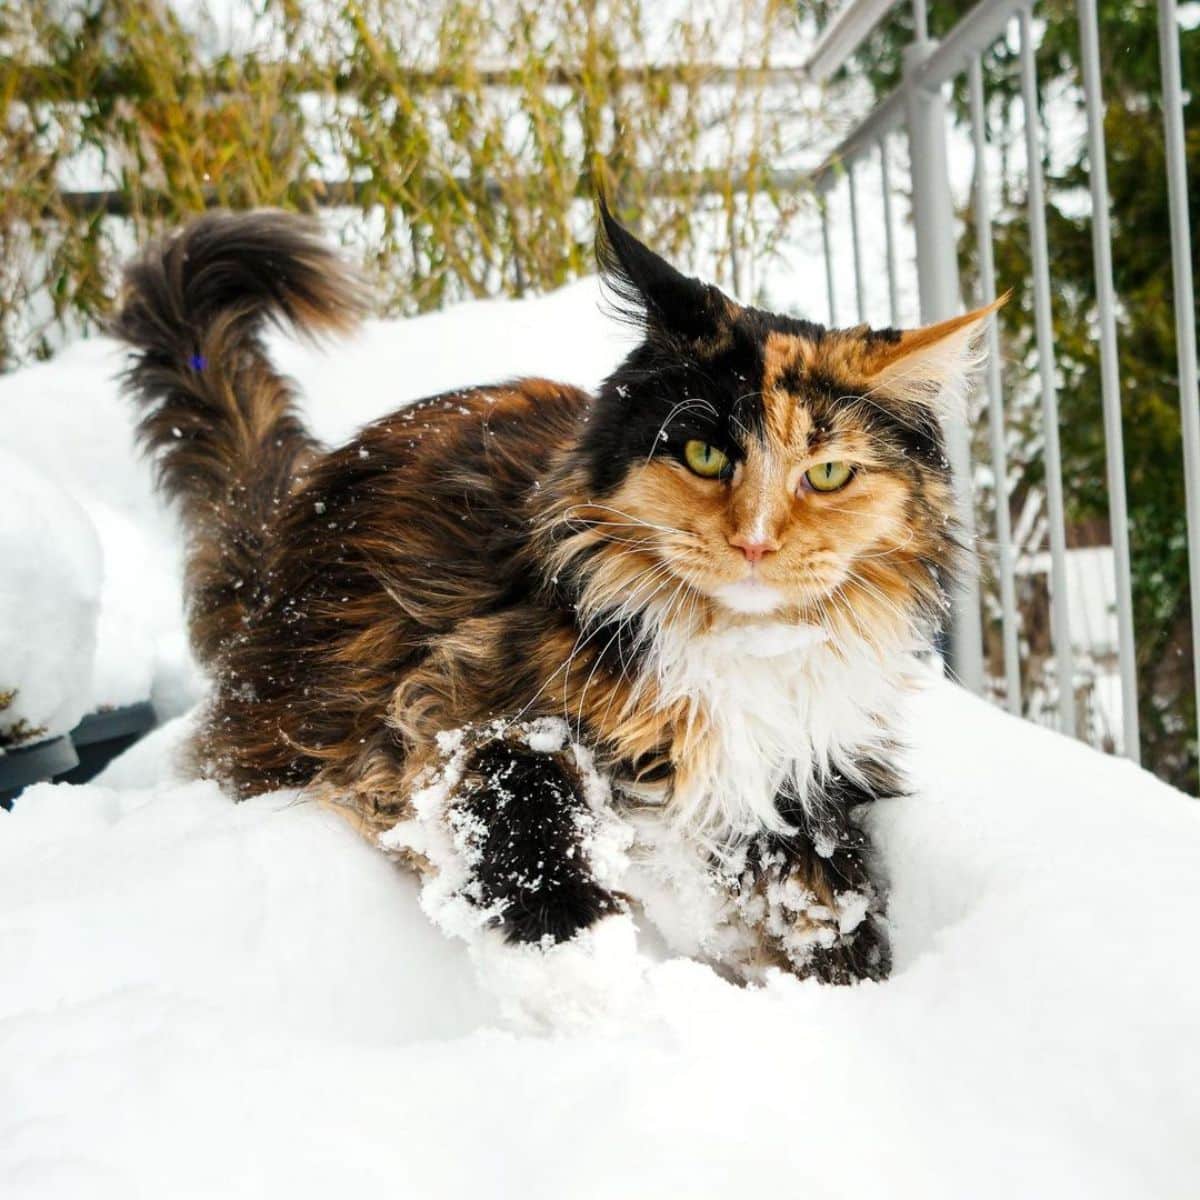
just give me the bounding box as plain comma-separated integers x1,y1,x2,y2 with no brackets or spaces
61,701,157,785
0,734,79,809
0,700,158,807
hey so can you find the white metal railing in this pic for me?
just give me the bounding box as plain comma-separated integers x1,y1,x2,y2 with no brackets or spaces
806,0,1197,766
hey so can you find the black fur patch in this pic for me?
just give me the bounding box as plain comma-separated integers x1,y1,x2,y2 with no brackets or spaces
455,741,620,944
583,203,922,499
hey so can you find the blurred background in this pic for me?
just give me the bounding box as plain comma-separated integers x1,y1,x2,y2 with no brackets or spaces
1,0,826,356
2,0,1198,793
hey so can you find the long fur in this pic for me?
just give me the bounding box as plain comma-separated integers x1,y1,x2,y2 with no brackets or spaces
111,210,366,667
112,207,995,982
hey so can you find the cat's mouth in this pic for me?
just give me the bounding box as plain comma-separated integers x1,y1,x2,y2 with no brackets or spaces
691,555,855,620
710,575,785,615
651,541,857,622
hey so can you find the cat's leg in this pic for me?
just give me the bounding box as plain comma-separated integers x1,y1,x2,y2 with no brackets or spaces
613,796,888,985
451,735,625,944
382,719,629,947
390,720,649,1029
734,770,893,985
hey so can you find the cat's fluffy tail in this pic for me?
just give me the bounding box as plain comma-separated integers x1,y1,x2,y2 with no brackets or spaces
112,210,366,668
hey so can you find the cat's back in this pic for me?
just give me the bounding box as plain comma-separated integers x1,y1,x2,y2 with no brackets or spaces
352,377,588,492
275,377,589,620
197,377,589,795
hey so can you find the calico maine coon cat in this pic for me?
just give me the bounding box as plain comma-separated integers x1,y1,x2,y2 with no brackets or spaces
114,205,997,985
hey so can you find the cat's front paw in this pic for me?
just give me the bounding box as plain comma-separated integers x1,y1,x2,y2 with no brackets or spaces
770,880,891,985
495,875,626,947
790,906,891,984
738,828,892,986
381,716,634,950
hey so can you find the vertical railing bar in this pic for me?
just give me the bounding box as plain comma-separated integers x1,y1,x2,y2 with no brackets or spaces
904,26,985,694
1157,0,1200,773
1018,6,1077,734
821,196,838,327
878,136,900,326
847,161,867,324
912,0,930,44
968,56,1022,717
1076,0,1140,760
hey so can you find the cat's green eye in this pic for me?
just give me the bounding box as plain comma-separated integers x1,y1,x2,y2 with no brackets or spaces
684,440,731,479
805,461,854,492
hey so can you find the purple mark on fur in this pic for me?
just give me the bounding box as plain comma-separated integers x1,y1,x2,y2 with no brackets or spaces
189,353,207,371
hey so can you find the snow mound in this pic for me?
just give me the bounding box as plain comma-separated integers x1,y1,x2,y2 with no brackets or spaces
0,342,200,720
0,451,101,743
2,681,1199,1198
2,276,1198,1196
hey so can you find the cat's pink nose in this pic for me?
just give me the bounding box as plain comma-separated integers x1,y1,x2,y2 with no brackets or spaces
728,534,779,563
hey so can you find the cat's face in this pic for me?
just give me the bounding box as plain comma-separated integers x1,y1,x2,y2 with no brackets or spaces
561,204,998,648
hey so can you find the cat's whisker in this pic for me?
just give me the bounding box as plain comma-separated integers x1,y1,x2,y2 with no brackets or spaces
564,530,688,559
508,559,669,731
557,504,688,537
839,595,876,648
569,561,685,733
645,398,720,464
571,556,677,655
846,567,914,621
840,570,914,637
602,563,702,719
563,531,665,553
852,527,918,561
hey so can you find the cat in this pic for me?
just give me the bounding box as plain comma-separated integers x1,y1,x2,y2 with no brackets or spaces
113,204,997,985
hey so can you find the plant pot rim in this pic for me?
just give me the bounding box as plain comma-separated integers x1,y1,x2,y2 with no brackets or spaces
0,733,79,795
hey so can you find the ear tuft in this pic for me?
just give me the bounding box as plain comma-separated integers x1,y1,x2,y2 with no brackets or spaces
865,293,1007,417
594,194,734,345
594,193,654,333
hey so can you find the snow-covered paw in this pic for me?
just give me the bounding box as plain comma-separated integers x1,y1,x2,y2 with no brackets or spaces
380,716,634,949
469,911,651,1031
779,889,891,985
729,833,892,986
746,852,890,985
497,873,625,946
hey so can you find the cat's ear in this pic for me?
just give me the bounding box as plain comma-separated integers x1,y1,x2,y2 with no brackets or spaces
596,196,735,345
863,294,1008,415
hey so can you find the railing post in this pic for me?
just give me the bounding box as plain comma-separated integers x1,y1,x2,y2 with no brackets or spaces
968,55,1022,717
1018,6,1077,735
903,32,985,693
1157,0,1200,775
821,197,838,327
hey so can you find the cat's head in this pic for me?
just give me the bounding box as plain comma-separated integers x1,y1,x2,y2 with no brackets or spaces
554,201,1000,652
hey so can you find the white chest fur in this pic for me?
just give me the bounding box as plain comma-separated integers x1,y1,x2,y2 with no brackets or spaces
647,619,906,843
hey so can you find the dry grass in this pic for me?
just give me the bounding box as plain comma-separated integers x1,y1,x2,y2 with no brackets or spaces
0,0,820,367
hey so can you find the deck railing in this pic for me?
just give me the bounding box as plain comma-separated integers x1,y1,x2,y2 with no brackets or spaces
806,0,1198,768
5,0,1196,788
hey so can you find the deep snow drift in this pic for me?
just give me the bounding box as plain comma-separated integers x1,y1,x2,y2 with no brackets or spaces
3,280,1199,1198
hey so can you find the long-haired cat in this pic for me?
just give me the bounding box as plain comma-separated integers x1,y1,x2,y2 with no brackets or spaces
113,206,997,985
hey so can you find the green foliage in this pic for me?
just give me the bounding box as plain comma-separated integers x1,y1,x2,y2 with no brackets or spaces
986,1,1199,788
818,0,1200,787
0,0,814,366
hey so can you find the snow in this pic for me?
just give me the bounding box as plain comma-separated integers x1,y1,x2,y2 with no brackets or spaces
0,452,101,743
2,273,1199,1196
3,681,1199,1197
279,278,636,446
0,341,201,726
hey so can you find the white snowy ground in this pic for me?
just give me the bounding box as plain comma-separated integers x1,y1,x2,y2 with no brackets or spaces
3,280,1200,1198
